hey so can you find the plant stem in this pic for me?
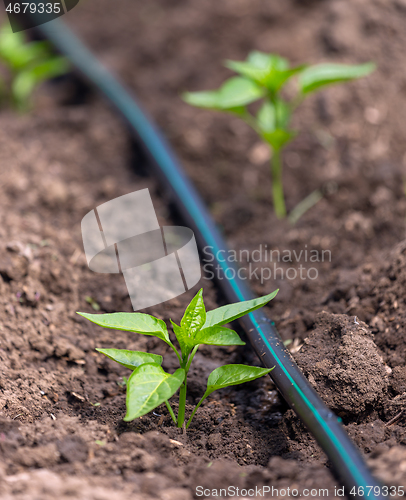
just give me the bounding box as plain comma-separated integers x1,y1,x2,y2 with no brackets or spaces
177,377,187,428
176,345,199,429
185,345,199,373
165,400,177,423
168,341,182,365
186,390,211,429
271,148,287,218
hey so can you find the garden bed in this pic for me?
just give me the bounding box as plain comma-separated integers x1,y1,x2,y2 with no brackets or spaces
1,0,406,498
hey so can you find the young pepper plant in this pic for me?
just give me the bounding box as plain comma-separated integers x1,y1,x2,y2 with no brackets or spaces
0,23,69,110
183,52,375,221
77,288,277,430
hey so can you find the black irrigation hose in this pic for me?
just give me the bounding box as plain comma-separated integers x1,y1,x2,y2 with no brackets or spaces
34,17,386,500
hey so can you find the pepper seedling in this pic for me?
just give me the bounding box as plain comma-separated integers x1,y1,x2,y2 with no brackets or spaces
0,23,69,110
183,52,375,221
77,288,277,429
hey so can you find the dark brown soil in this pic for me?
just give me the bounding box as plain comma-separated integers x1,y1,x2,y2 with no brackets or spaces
1,0,406,498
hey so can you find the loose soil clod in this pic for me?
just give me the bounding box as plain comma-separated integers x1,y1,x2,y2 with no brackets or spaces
295,312,389,418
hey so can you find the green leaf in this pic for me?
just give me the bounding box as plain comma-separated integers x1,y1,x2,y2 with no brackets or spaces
183,77,263,110
172,324,245,351
257,100,291,135
96,348,163,370
182,89,220,108
11,71,36,111
248,51,289,71
12,56,69,110
0,25,43,70
299,62,375,94
28,56,69,82
263,65,306,93
124,364,185,421
203,290,278,329
257,102,275,132
226,52,305,92
262,129,295,150
181,289,206,337
212,76,264,107
194,326,245,346
77,312,171,345
170,319,191,358
207,364,273,393
0,24,67,73
225,60,269,85
275,99,291,129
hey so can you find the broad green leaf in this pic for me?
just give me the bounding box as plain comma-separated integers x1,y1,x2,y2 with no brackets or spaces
248,51,289,71
96,348,163,370
0,25,40,69
77,312,170,345
207,364,273,393
203,290,278,329
262,129,295,150
12,71,36,110
12,56,69,110
181,289,206,337
0,24,64,72
183,77,263,111
225,60,268,85
194,326,245,346
299,62,375,94
227,52,305,92
217,77,264,107
182,89,219,109
29,56,69,82
124,364,185,421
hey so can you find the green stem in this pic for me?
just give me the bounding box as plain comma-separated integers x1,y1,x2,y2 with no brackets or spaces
271,148,286,218
176,345,199,429
177,376,187,428
168,341,182,365
186,390,211,429
185,345,199,373
165,400,177,423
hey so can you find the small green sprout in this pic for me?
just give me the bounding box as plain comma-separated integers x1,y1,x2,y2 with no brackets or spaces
0,23,69,110
85,296,100,311
183,52,375,220
77,288,278,430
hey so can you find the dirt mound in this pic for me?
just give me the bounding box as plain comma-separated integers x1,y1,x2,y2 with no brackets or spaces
295,312,389,417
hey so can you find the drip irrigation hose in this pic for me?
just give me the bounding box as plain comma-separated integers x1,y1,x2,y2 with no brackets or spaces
34,17,385,499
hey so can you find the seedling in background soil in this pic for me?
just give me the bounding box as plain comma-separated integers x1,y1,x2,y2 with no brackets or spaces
183,52,375,221
78,289,277,430
0,23,69,110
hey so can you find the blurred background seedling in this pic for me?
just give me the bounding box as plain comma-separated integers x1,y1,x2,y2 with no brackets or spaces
0,23,69,111
183,52,375,221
